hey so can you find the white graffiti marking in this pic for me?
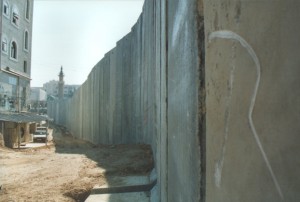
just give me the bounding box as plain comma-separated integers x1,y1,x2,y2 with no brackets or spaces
171,1,187,48
209,30,284,199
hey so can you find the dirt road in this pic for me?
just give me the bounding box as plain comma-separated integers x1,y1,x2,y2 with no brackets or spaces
0,125,153,202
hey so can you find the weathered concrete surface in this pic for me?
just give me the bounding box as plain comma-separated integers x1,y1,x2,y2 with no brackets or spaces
91,176,149,193
204,0,300,201
85,192,149,202
166,0,205,201
85,175,155,202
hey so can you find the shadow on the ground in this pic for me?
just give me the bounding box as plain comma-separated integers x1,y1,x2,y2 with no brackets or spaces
52,124,154,202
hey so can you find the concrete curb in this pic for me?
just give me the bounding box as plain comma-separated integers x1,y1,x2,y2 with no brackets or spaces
85,169,158,202
91,179,157,195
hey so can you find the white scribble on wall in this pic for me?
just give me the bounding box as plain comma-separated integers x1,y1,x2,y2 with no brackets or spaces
209,30,284,199
171,1,187,48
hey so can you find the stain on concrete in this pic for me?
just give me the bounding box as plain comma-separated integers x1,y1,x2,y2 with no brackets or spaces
214,44,236,188
235,0,241,23
214,11,218,30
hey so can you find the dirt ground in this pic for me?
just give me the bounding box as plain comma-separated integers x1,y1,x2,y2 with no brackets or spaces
0,125,153,202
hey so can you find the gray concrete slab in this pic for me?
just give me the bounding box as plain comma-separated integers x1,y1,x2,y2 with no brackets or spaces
92,175,149,193
19,142,53,149
85,192,149,202
150,184,158,202
85,175,155,202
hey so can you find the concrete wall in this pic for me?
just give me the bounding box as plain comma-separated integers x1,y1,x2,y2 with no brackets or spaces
48,0,300,201
48,0,205,201
2,122,29,148
204,0,300,201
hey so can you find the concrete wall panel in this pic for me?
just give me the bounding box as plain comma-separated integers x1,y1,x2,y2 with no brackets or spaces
113,38,124,144
108,48,117,144
157,0,168,200
204,1,300,201
120,34,132,143
167,0,203,201
99,59,105,143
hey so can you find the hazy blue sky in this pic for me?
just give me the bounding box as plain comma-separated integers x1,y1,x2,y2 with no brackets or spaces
31,0,144,87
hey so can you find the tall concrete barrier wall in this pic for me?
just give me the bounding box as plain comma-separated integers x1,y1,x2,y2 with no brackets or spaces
48,0,300,201
204,0,300,201
48,0,205,201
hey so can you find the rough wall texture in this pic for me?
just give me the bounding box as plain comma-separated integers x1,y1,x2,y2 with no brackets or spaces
167,0,205,201
204,0,300,201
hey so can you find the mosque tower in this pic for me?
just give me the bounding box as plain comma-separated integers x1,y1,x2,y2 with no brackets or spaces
58,66,65,99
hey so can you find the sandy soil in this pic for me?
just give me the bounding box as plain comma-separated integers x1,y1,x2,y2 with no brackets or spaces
0,125,153,202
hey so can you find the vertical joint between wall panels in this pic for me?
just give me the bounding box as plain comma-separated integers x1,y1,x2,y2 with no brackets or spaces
165,0,169,201
197,0,206,201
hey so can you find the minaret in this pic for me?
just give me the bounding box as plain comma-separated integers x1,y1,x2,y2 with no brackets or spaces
58,66,65,99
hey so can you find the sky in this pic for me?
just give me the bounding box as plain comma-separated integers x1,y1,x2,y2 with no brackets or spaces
31,0,144,87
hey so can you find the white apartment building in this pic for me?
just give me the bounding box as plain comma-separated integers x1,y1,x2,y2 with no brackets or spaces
0,0,34,112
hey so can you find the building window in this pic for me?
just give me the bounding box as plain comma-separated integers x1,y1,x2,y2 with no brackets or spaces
12,7,19,27
10,41,17,60
24,61,27,73
2,36,8,53
3,1,9,17
24,30,29,51
25,0,30,20
8,76,17,85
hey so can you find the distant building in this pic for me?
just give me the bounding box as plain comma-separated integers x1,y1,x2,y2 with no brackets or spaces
0,0,34,112
43,68,79,99
29,87,47,114
43,83,79,99
63,84,79,98
30,87,47,102
43,80,57,97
